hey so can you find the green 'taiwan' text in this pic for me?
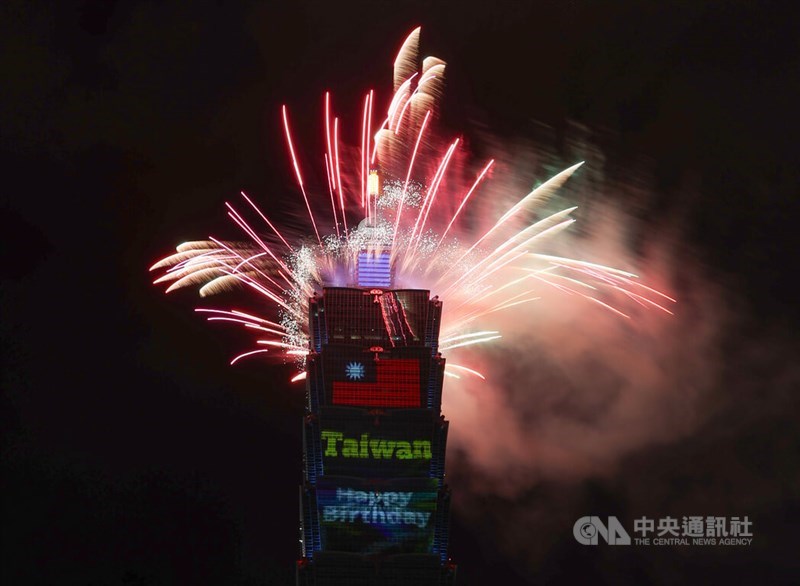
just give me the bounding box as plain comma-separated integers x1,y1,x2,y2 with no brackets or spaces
321,431,432,461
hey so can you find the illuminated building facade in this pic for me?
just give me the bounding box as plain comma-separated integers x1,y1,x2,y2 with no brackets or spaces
297,258,457,583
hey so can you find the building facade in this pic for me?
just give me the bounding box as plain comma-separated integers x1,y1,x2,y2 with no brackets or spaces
297,283,457,585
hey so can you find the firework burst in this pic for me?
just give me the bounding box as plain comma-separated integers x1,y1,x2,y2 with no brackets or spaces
150,27,674,382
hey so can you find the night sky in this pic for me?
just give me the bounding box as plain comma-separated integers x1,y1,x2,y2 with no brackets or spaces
2,1,800,585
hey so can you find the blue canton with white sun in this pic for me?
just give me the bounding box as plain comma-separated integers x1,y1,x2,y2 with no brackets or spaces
345,362,365,380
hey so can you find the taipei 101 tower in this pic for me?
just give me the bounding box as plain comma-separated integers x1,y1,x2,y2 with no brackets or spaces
295,166,457,585
148,24,667,586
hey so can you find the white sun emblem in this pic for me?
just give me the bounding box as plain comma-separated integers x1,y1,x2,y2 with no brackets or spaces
345,362,365,380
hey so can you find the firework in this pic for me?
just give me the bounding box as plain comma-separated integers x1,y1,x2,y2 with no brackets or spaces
150,27,674,382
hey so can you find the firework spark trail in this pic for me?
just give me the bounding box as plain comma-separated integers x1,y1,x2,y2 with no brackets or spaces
394,90,414,135
366,90,377,224
436,162,585,284
370,123,386,165
151,27,675,377
231,349,271,365
206,315,272,328
334,117,344,200
484,296,541,314
440,334,503,352
257,340,310,353
405,138,460,268
245,323,290,337
613,287,675,315
388,79,411,130
443,212,578,296
325,92,334,188
240,191,296,252
157,259,233,289
361,93,369,211
478,220,577,277
446,364,486,380
440,331,501,346
207,233,290,292
281,106,322,246
431,159,494,257
232,251,269,273
324,154,340,237
223,204,294,282
471,286,542,314
195,308,286,327
150,248,225,272
391,110,431,257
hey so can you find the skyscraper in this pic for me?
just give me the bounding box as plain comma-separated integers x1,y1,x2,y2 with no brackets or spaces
297,179,457,585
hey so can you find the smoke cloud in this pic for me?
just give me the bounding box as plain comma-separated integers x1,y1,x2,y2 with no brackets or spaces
437,126,800,581
442,128,729,492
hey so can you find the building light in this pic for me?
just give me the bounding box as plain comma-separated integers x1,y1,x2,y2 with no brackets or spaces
368,169,380,197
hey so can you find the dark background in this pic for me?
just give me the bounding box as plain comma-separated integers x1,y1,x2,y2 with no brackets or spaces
2,1,799,584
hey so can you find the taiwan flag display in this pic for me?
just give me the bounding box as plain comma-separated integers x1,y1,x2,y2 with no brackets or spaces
322,346,432,408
